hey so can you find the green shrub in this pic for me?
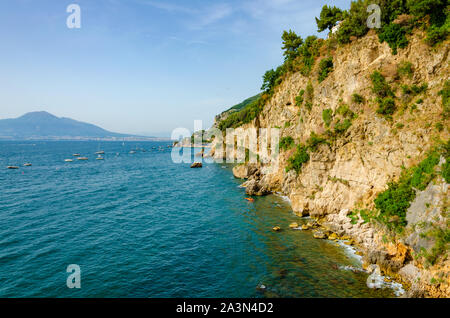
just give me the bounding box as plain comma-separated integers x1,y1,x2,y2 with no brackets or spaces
442,159,450,183
420,226,450,266
336,104,355,118
400,83,427,103
371,71,394,98
300,82,314,111
397,61,413,78
439,80,450,118
286,144,310,173
306,82,314,101
374,148,443,232
376,97,396,116
295,90,305,106
322,108,333,127
305,102,313,111
407,0,448,25
426,22,449,46
306,132,328,151
334,119,352,134
284,121,291,128
280,136,295,151
410,151,440,190
411,83,428,94
352,93,365,104
378,23,409,55
375,179,416,232
318,57,334,82
435,122,444,132
441,140,450,183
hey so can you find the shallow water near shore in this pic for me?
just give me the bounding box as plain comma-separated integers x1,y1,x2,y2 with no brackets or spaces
0,141,398,297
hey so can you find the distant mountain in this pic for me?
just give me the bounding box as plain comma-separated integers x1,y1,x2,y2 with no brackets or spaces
0,111,152,140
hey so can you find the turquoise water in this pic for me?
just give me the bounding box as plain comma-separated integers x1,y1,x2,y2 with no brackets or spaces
0,141,396,298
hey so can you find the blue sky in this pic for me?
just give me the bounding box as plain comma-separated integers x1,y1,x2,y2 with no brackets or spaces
0,0,351,136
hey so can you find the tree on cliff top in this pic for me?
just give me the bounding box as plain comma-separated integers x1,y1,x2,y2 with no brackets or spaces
316,5,345,32
281,30,303,61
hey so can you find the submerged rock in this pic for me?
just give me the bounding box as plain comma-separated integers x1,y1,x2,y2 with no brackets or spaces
313,231,326,239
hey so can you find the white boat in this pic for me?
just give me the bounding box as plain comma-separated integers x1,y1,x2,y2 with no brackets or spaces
96,155,104,160
95,151,105,155
23,163,32,167
64,159,73,162
129,151,136,154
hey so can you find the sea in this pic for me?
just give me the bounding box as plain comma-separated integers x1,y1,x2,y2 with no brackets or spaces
0,141,401,297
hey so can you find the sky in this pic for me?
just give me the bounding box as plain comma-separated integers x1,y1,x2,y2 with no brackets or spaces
0,0,352,137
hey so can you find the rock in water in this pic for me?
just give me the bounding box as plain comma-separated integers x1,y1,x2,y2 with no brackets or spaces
190,162,203,168
366,264,384,289
328,232,338,240
313,231,326,239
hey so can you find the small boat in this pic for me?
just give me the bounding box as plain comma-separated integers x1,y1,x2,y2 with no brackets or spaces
7,166,19,169
129,151,136,154
23,163,32,167
96,155,104,160
64,159,73,162
95,151,105,155
77,157,88,161
245,198,255,202
73,154,81,157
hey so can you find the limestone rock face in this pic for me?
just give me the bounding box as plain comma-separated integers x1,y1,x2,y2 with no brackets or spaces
232,164,258,179
210,30,449,297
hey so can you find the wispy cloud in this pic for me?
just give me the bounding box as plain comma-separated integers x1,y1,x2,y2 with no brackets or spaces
138,0,197,14
139,1,233,29
192,3,233,29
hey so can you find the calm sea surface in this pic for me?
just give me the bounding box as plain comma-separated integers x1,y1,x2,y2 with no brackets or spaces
0,141,397,297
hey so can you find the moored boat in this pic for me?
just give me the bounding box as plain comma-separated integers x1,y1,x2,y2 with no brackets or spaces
73,154,81,157
64,159,73,162
77,157,88,161
23,163,32,167
7,166,19,169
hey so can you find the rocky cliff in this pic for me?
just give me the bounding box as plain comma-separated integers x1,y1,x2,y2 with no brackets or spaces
211,29,449,297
